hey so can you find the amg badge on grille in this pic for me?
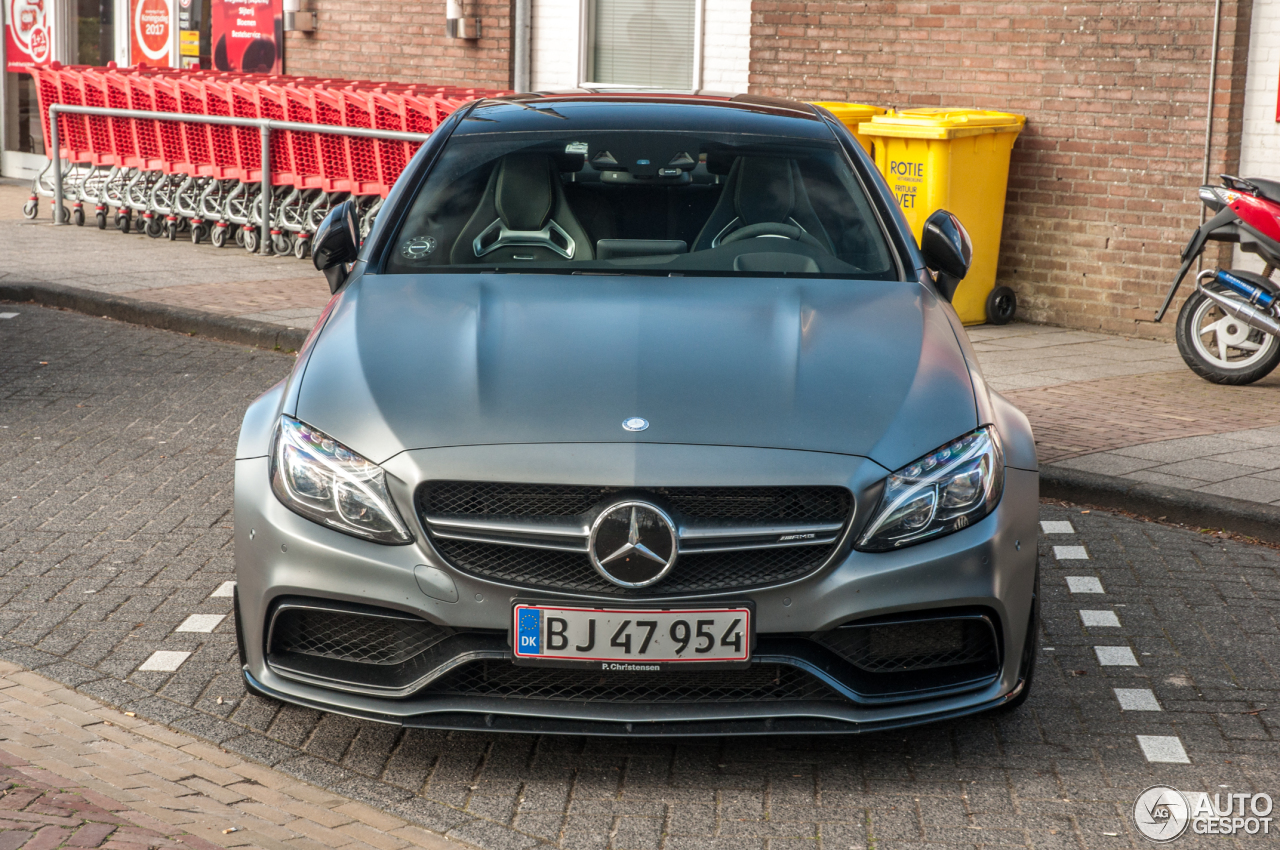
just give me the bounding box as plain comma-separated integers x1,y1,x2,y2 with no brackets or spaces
588,501,678,588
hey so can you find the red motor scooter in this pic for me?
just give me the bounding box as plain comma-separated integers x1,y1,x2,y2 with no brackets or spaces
1156,175,1280,384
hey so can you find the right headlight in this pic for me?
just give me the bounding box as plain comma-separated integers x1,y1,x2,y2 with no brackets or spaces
856,426,1004,552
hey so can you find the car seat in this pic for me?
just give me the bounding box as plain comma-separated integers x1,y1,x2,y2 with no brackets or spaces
690,157,833,253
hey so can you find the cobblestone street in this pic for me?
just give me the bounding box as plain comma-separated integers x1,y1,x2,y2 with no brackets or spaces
0,306,1278,849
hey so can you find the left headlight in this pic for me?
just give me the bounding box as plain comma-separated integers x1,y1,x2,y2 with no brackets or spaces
270,416,413,545
856,426,1004,552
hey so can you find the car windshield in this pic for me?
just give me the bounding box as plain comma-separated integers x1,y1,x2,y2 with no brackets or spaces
384,128,898,279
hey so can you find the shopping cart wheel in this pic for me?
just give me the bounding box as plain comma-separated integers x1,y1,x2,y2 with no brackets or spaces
144,217,164,238
272,233,293,256
115,212,131,234
72,207,85,227
191,224,207,245
55,204,70,224
293,237,310,260
234,227,245,248
243,227,259,253
211,225,229,248
22,198,38,220
95,211,107,230
166,220,179,241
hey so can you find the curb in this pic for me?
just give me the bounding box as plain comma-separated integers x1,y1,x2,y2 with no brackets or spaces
1041,464,1280,544
0,280,309,352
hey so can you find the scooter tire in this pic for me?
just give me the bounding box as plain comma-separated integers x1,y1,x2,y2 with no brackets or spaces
1176,289,1280,385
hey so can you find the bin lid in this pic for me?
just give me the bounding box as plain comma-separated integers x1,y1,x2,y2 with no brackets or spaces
858,108,1026,140
808,102,887,125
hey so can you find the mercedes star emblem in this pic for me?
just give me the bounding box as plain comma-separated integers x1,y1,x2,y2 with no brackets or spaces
588,501,678,588
622,417,649,432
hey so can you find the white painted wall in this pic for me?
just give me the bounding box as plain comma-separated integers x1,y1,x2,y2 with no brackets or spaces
530,0,581,91
700,0,750,93
1234,0,1280,272
530,0,750,93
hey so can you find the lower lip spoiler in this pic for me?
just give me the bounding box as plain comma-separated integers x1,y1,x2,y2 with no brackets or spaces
241,666,1024,737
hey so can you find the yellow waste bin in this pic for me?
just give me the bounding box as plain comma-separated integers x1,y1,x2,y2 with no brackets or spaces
808,102,887,157
858,108,1026,325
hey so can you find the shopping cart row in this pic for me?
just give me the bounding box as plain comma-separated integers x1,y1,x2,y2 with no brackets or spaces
26,63,508,258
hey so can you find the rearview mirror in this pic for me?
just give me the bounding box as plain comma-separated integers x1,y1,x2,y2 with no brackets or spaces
920,209,972,302
312,200,360,293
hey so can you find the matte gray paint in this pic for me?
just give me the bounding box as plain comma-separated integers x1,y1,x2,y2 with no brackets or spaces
292,273,977,471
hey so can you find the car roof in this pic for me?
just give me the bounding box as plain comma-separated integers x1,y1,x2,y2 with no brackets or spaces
453,92,838,140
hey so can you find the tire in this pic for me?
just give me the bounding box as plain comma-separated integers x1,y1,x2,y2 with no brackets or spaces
55,204,69,224
72,206,85,227
21,198,38,220
986,286,1017,325
144,216,164,238
211,225,229,248
115,213,131,234
191,224,206,245
95,211,107,230
273,233,294,256
293,236,310,260
166,221,178,241
234,226,245,248
1175,289,1280,385
242,226,259,253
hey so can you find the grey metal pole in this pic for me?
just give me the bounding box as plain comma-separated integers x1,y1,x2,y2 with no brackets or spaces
51,106,62,225
260,125,271,256
513,0,531,92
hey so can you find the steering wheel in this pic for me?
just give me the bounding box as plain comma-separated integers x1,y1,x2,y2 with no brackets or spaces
721,222,826,251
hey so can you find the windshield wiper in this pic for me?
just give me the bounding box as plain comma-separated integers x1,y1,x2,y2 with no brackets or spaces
489,100,569,120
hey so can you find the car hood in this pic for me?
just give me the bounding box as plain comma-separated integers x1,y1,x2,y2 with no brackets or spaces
293,274,977,471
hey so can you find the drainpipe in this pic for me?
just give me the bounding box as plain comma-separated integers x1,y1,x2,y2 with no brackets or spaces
1200,0,1223,219
513,0,532,92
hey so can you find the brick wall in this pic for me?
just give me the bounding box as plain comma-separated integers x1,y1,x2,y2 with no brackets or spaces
283,0,514,88
750,0,1253,337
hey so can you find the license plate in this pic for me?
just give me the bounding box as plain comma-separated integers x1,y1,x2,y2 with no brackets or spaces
512,602,752,668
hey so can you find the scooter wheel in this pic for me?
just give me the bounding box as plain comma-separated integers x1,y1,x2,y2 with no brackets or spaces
293,237,310,260
21,199,38,220
191,224,207,245
144,217,164,238
242,227,259,253
95,211,107,230
1176,288,1280,385
985,286,1017,325
272,233,293,256
72,206,85,227
211,225,229,248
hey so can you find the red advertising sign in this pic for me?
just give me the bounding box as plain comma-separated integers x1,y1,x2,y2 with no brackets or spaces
5,0,54,72
131,0,173,66
211,0,282,74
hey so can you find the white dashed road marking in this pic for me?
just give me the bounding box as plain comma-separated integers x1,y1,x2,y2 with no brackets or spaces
1066,576,1105,594
1040,520,1075,534
211,580,236,598
138,651,191,672
176,614,226,633
0,313,18,320
1115,688,1162,711
1095,646,1139,666
1080,610,1121,628
1137,735,1190,763
1054,545,1089,560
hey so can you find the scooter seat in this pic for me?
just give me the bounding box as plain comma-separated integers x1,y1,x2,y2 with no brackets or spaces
1247,177,1280,205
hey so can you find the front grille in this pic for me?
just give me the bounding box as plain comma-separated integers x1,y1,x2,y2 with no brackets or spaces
420,482,853,596
424,661,841,703
269,605,450,665
817,617,998,674
422,482,851,524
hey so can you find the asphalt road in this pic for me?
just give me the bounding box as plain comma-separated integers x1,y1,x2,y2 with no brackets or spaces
1,304,1278,850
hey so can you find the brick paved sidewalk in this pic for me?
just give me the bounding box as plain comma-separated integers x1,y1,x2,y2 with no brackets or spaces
8,180,1280,509
0,664,465,850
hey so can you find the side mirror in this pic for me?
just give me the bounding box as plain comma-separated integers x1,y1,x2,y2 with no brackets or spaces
312,200,360,293
920,209,973,302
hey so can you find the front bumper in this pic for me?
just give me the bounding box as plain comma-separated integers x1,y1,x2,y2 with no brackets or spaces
234,443,1039,735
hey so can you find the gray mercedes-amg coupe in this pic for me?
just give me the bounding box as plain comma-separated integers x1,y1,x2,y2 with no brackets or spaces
232,92,1040,735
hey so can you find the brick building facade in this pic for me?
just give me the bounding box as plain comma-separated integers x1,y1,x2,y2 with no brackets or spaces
171,1,1280,335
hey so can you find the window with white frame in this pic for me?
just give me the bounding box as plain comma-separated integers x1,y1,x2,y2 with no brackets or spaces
582,0,698,90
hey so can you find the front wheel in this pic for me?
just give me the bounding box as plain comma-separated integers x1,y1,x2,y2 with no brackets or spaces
1176,289,1280,384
